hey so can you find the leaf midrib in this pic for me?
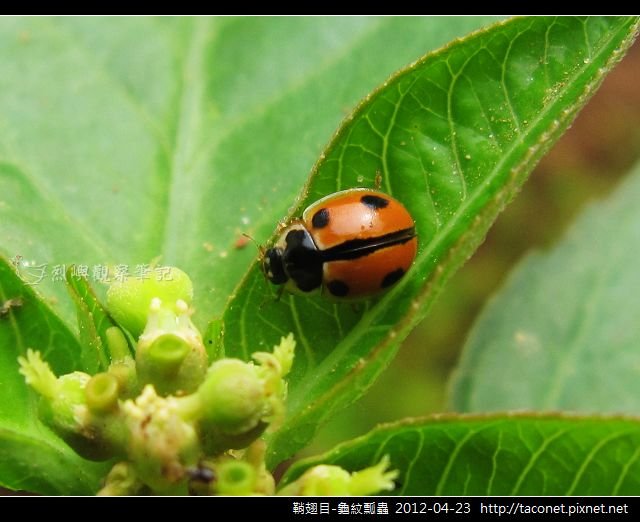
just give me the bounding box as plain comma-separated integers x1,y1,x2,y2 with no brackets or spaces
161,17,211,263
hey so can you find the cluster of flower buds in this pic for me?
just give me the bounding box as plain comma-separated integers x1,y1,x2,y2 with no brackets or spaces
18,267,395,495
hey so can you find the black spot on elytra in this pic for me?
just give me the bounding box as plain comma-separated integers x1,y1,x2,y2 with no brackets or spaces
381,268,405,288
361,194,389,210
327,280,350,297
312,208,330,228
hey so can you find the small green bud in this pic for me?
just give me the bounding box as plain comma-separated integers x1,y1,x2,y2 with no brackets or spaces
105,326,132,362
278,456,398,496
106,266,193,338
18,349,89,435
43,371,90,433
18,350,116,460
194,335,296,453
147,333,190,374
215,460,257,496
136,298,208,395
198,359,266,436
85,373,119,413
18,347,129,461
107,357,138,399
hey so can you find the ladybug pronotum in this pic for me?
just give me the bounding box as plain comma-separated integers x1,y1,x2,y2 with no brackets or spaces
263,188,417,299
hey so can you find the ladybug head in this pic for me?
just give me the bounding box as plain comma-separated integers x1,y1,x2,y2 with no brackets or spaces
263,247,288,285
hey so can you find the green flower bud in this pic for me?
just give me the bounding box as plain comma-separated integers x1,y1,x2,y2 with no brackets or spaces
215,460,256,496
147,333,190,373
191,334,296,453
107,357,138,399
42,371,89,434
105,326,132,363
278,456,398,496
198,359,266,436
18,349,88,436
136,298,207,396
85,373,119,413
106,266,193,338
18,351,127,462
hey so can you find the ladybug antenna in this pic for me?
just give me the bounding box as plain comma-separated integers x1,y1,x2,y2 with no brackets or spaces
242,233,264,256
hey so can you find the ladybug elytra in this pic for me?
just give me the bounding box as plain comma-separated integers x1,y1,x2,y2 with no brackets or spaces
263,188,417,299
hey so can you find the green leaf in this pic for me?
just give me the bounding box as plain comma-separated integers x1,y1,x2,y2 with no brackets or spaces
0,428,110,495
0,17,498,493
0,15,499,465
0,16,497,331
451,160,640,414
66,267,127,373
282,415,640,495
0,256,110,494
1,16,638,492
217,17,640,467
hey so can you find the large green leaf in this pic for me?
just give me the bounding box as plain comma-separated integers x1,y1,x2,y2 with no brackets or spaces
0,16,496,331
282,415,640,495
451,159,640,414
0,15,500,466
217,17,639,466
0,257,110,494
1,16,638,492
0,16,500,493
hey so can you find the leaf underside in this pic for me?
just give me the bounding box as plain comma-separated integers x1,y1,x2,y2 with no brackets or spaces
451,158,640,415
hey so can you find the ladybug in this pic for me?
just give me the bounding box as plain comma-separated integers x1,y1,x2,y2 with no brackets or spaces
263,188,417,299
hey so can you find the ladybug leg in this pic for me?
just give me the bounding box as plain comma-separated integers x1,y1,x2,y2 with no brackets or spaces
276,220,290,233
258,285,286,310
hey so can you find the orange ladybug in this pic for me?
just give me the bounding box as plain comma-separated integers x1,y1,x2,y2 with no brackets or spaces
263,189,417,299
